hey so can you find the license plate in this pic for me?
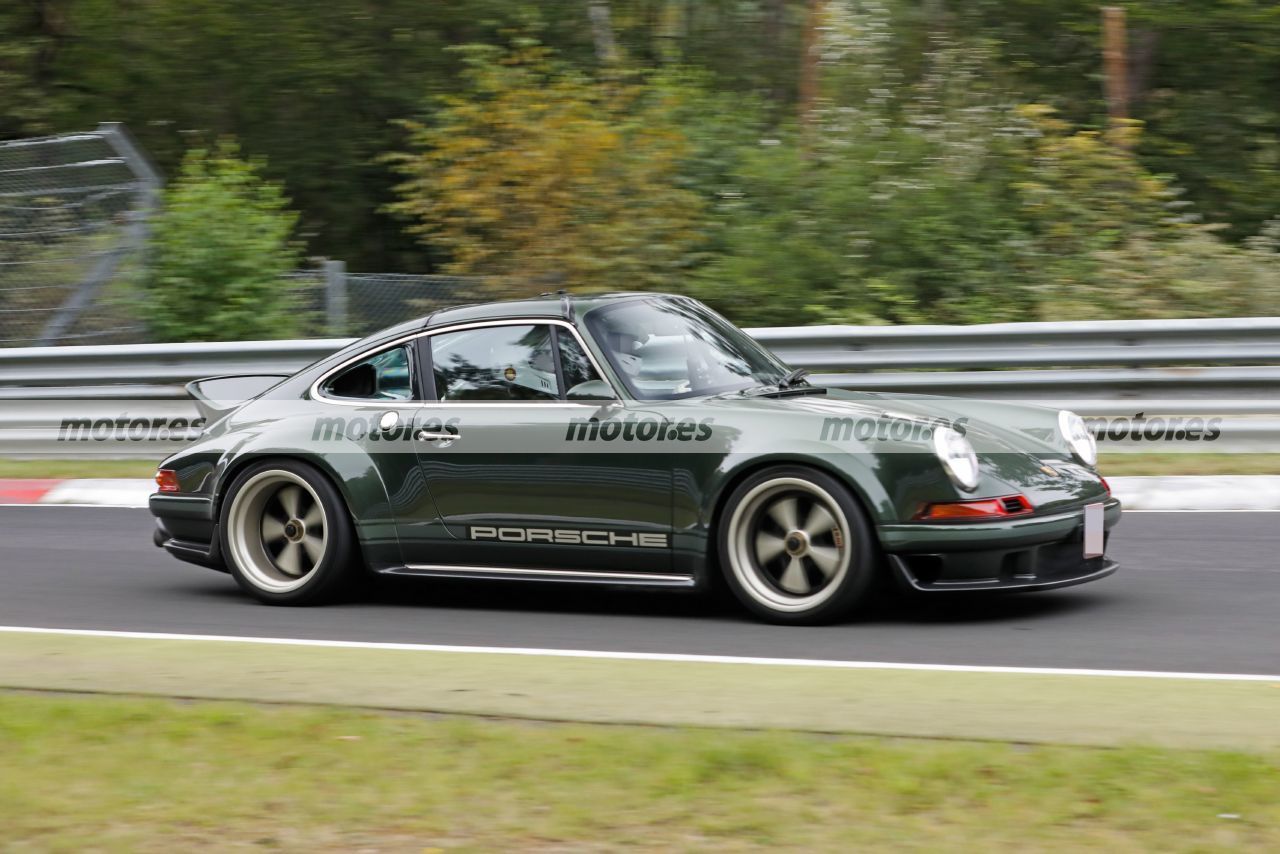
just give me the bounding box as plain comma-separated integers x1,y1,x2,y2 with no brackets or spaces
1083,502,1104,558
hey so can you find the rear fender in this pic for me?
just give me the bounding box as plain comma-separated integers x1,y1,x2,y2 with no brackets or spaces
212,417,402,571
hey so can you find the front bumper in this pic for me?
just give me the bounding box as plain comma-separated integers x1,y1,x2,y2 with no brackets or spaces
879,497,1121,593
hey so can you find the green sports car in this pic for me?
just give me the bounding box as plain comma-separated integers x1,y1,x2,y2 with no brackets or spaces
150,292,1120,624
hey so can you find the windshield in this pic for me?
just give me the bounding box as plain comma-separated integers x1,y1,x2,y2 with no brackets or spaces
584,298,789,400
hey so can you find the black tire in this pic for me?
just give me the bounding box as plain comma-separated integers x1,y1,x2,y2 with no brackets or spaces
717,465,878,625
218,459,358,605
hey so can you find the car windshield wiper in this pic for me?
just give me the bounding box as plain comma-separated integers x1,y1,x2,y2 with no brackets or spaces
778,368,811,389
753,385,827,398
703,370,826,400
729,381,827,399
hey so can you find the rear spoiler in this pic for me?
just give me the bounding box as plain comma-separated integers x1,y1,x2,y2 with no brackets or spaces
185,374,290,422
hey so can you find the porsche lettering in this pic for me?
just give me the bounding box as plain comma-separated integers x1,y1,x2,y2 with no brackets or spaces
469,526,669,548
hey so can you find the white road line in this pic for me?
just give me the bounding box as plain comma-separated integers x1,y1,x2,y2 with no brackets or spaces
1,625,1277,683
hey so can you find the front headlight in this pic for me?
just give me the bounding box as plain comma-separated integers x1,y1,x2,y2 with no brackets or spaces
932,425,980,491
1059,410,1098,466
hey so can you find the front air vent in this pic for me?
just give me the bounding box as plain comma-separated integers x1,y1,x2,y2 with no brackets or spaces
1000,496,1031,515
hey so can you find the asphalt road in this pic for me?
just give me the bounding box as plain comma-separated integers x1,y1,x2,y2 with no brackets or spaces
1,507,1277,675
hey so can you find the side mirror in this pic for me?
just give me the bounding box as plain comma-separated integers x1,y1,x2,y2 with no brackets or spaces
566,380,618,402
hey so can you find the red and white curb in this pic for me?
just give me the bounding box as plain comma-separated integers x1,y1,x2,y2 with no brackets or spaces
0,478,155,507
1112,475,1280,512
2,476,1280,512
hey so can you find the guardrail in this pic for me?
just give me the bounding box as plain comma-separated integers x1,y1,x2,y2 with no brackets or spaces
3,316,1279,456
0,339,351,392
751,316,1280,370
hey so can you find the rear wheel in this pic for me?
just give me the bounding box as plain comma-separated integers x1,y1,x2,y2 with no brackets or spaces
219,460,357,604
718,466,877,624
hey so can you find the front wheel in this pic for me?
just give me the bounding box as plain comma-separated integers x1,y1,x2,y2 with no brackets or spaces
219,460,357,605
718,466,878,625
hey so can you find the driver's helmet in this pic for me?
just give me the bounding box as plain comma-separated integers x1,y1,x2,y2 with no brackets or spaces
600,314,649,377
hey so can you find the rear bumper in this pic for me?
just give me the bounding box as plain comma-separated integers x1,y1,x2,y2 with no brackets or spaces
150,493,224,571
879,497,1121,593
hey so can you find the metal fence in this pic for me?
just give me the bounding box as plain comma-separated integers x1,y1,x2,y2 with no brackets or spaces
318,262,478,338
0,125,480,347
253,266,477,340
3,317,1280,456
0,124,160,347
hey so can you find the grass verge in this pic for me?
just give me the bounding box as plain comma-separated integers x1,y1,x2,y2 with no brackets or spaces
3,691,1278,850
2,632,1279,751
1098,453,1280,476
0,458,158,479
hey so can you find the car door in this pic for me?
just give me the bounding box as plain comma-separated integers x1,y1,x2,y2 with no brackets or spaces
399,319,675,576
311,341,451,566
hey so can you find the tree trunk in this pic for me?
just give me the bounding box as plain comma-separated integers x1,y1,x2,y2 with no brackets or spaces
587,1,618,63
656,0,686,64
798,0,824,136
764,0,786,51
1128,27,1159,109
764,0,787,101
1102,6,1129,124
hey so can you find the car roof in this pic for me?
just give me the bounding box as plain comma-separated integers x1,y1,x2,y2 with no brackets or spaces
422,291,669,329
320,292,672,372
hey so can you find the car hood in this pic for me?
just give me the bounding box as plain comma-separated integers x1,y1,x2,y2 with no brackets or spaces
696,388,1061,451
685,389,1105,512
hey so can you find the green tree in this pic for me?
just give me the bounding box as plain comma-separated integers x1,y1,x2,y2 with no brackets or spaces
144,141,300,342
388,39,706,296
692,1,1280,327
0,1,64,138
39,0,552,270
954,0,1280,242
695,6,1037,326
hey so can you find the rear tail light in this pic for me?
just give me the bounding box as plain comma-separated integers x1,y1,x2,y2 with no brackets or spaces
914,494,1034,521
1100,477,1111,495
155,469,180,493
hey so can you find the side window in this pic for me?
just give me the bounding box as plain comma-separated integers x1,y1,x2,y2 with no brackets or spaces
557,330,605,395
430,324,560,402
322,346,414,401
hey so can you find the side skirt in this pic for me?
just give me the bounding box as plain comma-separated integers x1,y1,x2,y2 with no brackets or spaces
382,564,696,588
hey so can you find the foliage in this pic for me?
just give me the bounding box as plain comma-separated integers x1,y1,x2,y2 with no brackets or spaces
954,0,1280,242
388,39,705,297
1010,107,1280,321
694,7,1037,326
692,1,1280,327
144,141,300,342
21,0,547,270
3,0,1279,329
1,2,815,271
0,1,59,138
1036,225,1280,321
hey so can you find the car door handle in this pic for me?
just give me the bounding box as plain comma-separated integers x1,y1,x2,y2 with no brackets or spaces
415,430,460,442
